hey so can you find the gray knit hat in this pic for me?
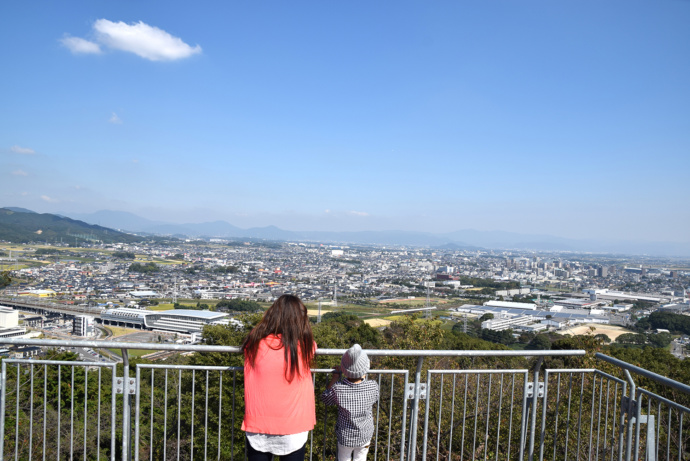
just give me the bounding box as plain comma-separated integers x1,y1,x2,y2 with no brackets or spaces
341,344,370,379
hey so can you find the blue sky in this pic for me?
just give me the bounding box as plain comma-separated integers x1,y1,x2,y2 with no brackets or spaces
1,1,689,242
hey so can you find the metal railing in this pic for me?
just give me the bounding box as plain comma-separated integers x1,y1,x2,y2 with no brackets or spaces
0,339,688,460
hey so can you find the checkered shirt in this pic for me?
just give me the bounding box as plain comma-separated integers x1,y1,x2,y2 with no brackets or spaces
321,378,380,448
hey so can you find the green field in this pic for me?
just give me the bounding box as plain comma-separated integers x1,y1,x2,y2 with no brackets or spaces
106,348,155,358
149,303,177,311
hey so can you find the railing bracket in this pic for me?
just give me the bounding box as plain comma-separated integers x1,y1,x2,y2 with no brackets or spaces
115,376,136,395
406,383,426,400
526,381,544,398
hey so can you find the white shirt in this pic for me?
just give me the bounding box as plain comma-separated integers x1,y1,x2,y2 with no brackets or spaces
246,431,309,456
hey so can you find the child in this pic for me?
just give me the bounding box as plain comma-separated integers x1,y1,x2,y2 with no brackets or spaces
321,344,380,461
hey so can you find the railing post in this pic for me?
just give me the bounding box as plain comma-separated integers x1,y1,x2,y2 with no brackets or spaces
623,369,636,461
407,357,424,460
0,360,6,461
528,357,543,461
121,349,131,461
617,381,628,461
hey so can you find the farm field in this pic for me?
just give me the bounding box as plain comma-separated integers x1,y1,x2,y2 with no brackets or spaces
364,318,392,327
148,303,176,311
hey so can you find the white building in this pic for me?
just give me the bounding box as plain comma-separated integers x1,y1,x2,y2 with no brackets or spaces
599,304,633,312
0,307,27,338
484,300,537,310
481,313,536,331
101,308,231,334
495,288,532,297
0,308,19,328
73,315,95,337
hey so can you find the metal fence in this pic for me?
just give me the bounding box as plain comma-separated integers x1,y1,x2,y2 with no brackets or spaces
0,339,688,460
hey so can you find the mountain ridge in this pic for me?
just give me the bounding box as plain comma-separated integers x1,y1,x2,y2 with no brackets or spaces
0,208,141,244
5,207,689,256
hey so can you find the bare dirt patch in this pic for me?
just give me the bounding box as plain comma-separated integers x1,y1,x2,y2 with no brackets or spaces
307,309,332,316
558,324,634,341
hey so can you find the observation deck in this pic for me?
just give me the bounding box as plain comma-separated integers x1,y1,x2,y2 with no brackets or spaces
0,339,687,460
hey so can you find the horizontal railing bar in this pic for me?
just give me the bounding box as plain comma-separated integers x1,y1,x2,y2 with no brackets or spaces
3,358,116,367
319,349,585,357
0,338,587,357
137,364,242,371
546,368,596,373
0,338,241,352
313,368,409,374
428,369,529,375
596,353,690,395
545,369,628,386
594,369,629,385
638,388,690,413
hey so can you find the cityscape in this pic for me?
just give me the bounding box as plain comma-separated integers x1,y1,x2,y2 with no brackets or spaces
1,231,688,361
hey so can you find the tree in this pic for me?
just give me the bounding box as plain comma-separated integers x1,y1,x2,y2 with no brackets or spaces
0,270,11,289
478,328,515,345
479,313,494,322
647,332,672,348
594,334,611,344
128,262,159,273
617,333,647,345
215,299,261,312
526,334,552,350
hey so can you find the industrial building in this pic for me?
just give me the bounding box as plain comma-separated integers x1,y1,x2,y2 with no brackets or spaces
454,304,609,325
100,308,231,334
484,300,537,310
553,298,598,309
481,313,536,331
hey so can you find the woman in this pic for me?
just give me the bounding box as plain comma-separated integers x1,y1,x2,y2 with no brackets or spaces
242,294,316,461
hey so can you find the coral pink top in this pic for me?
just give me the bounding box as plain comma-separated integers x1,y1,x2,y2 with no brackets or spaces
242,335,316,434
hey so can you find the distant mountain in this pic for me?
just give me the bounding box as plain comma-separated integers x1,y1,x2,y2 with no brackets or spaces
0,208,140,244
56,209,690,256
4,207,37,214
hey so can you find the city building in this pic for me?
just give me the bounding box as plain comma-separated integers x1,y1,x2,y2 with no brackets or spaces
484,300,537,310
100,308,231,334
73,315,95,337
481,313,536,331
0,307,27,338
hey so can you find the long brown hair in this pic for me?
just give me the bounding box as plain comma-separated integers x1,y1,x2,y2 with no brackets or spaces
242,294,314,382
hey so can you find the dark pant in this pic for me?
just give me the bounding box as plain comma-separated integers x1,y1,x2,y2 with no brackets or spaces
245,437,306,461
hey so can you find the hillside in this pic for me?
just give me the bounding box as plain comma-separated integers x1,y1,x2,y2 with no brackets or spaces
0,208,141,244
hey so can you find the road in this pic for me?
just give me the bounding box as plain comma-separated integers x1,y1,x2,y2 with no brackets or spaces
671,340,686,359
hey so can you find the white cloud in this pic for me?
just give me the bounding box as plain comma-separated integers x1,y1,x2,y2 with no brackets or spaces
10,145,35,155
40,195,59,203
348,211,369,217
92,19,202,61
60,36,102,54
109,112,123,124
12,170,28,176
